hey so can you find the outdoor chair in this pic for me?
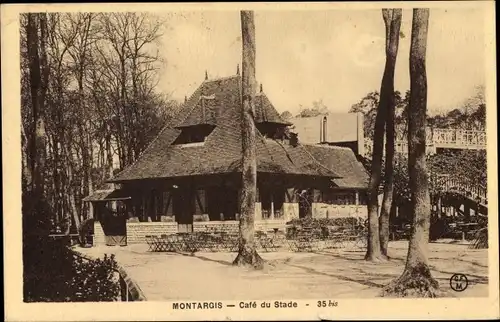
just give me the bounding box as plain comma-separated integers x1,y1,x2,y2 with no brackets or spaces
145,235,156,252
172,233,188,252
197,232,213,252
151,235,165,252
351,231,367,251
257,232,278,252
161,234,177,252
182,233,199,253
227,233,239,252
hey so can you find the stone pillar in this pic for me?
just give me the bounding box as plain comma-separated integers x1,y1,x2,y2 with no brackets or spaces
437,196,442,219
464,204,471,222
195,189,206,216
93,221,106,247
270,194,275,220
255,202,262,220
283,202,299,222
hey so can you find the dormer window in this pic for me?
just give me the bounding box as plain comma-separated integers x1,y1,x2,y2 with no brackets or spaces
173,124,215,145
257,123,289,140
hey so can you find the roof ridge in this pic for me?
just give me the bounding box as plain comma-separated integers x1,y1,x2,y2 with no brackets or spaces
304,143,353,151
204,74,241,83
298,143,343,178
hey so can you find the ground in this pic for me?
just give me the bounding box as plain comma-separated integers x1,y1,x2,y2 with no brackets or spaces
78,241,488,300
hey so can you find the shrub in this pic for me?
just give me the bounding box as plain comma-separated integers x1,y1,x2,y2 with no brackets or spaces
23,190,120,302
24,237,120,302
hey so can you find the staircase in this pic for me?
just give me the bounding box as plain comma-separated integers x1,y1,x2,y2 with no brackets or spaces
434,174,487,208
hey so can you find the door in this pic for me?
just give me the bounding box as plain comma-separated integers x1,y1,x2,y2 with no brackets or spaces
100,201,127,246
298,189,313,218
173,188,194,232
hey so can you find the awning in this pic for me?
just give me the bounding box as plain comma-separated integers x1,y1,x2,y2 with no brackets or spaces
82,189,131,202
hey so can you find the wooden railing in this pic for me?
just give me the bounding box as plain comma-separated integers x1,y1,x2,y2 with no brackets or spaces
364,128,486,156
435,174,487,206
431,129,486,149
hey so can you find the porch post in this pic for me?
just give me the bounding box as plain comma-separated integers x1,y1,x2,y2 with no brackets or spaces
270,193,275,220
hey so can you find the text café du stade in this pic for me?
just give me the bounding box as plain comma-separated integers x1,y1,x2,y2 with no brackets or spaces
172,301,303,310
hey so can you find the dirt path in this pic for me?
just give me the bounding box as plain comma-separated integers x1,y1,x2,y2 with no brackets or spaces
78,241,488,300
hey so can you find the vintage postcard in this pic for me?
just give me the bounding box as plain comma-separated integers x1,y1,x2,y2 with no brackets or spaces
2,1,499,321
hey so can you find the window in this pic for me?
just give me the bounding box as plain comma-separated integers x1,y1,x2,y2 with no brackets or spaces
173,125,215,145
256,123,288,141
322,190,357,205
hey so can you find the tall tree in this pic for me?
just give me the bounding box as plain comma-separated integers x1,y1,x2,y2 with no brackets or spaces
365,9,399,262
233,10,264,269
26,13,48,196
384,8,439,297
379,9,402,257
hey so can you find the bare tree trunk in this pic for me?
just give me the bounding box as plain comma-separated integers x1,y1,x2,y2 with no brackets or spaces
365,9,395,262
379,9,402,257
21,124,33,189
233,10,264,269
27,14,46,195
384,8,439,297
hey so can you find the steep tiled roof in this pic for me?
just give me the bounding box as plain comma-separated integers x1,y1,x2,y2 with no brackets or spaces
255,93,292,125
303,144,370,189
110,75,363,184
82,189,131,202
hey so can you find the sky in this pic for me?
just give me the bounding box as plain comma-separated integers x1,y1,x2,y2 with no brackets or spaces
156,8,487,115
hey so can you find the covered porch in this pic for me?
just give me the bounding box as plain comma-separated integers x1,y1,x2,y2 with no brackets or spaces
87,172,367,246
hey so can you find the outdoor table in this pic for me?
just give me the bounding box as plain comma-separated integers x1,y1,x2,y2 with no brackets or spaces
257,232,278,252
177,233,198,253
220,232,239,252
328,232,347,249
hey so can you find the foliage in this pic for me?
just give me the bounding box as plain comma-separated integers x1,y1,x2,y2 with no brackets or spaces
295,99,331,118
23,191,120,302
21,13,179,232
351,86,485,141
389,150,487,208
279,110,293,120
349,91,408,139
24,241,120,302
470,215,488,249
471,227,488,249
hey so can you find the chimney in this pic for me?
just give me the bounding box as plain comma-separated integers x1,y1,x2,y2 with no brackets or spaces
236,64,240,75
260,83,263,93
323,116,328,143
205,70,208,80
184,95,187,103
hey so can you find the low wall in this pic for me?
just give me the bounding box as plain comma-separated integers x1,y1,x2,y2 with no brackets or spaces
193,221,239,233
126,222,178,244
192,220,286,233
283,202,299,222
311,204,368,220
94,219,288,247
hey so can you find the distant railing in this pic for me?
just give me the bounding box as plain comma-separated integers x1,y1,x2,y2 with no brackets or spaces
364,128,486,156
435,174,488,206
431,128,486,148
